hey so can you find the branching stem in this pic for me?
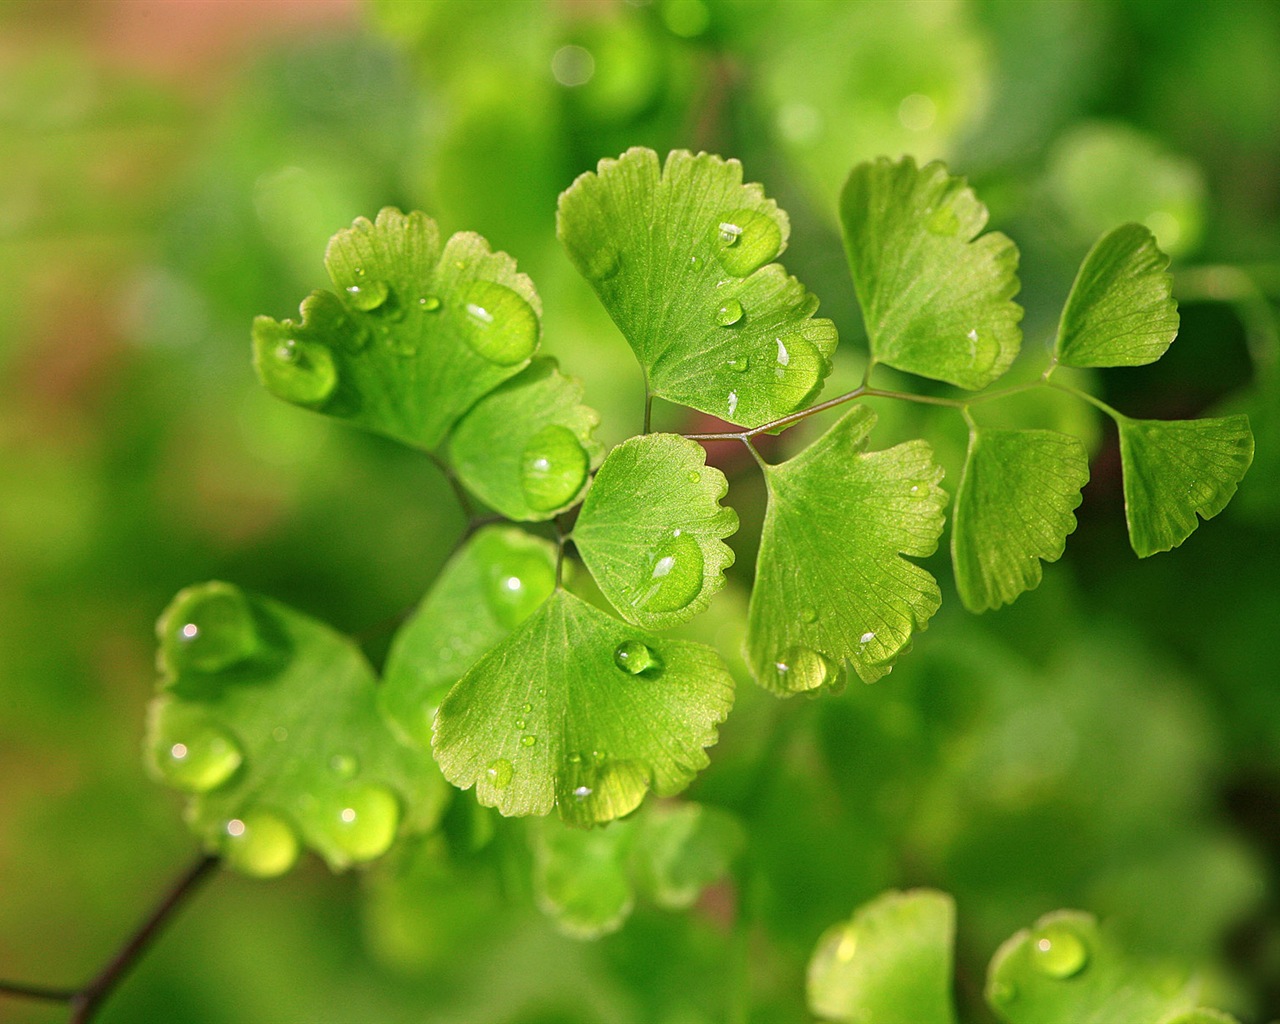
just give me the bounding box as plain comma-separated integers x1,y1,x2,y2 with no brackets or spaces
1,853,218,1024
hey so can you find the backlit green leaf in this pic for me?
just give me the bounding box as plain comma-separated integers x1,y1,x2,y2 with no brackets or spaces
1055,223,1180,367
1118,415,1254,557
148,582,448,877
952,429,1090,612
747,405,947,691
808,889,957,1024
840,156,1022,389
557,147,838,427
253,207,540,450
433,590,734,826
447,358,603,520
380,526,558,748
531,815,636,940
986,911,1209,1024
573,433,738,630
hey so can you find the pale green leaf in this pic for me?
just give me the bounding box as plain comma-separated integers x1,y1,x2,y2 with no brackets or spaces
433,590,734,826
1055,223,1180,367
747,405,947,691
808,889,957,1024
147,582,448,877
573,433,738,630
951,429,1090,612
840,156,1022,390
1158,1011,1242,1024
630,801,744,911
380,526,558,748
531,816,637,940
447,358,603,520
253,207,541,450
986,911,1207,1024
1118,415,1254,557
557,147,838,427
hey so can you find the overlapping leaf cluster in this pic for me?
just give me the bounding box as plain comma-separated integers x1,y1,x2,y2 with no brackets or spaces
145,148,1253,925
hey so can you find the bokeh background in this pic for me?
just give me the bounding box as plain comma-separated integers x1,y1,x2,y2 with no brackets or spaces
2,1,1278,1021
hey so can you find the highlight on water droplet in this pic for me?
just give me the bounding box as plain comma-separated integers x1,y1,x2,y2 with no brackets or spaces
765,333,823,413
726,354,750,373
166,582,261,674
713,208,782,276
634,531,704,614
519,423,590,512
1029,921,1089,979
482,545,556,630
771,646,840,693
521,734,537,747
859,631,875,644
727,390,739,417
222,809,300,879
457,280,538,365
614,639,663,676
572,785,592,799
307,783,401,866
275,338,299,363
344,278,390,312
716,298,744,327
515,717,526,729
418,295,442,311
834,926,858,963
486,757,514,790
154,717,243,793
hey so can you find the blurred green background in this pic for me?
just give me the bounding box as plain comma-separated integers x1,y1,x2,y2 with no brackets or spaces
1,0,1277,1021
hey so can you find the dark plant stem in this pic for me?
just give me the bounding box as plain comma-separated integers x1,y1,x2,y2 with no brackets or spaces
1,854,218,1021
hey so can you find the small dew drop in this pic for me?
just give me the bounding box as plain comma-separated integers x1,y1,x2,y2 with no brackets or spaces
521,734,537,747
156,720,243,793
716,299,744,327
860,632,875,644
275,338,299,363
418,295,441,312
800,606,818,623
515,718,526,730
345,279,390,312
486,758,513,789
222,810,299,879
614,639,662,675
521,701,532,713
688,470,701,483
168,583,260,673
591,750,607,764
726,354,750,373
573,785,592,799
315,784,401,864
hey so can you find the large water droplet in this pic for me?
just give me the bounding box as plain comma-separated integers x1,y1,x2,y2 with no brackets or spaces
483,547,556,630
771,646,840,693
520,424,589,511
261,336,338,408
167,583,261,673
713,209,782,276
345,278,390,312
767,333,824,413
156,720,242,793
308,783,401,866
1029,922,1088,979
614,640,662,675
634,531,704,613
716,299,744,327
486,757,513,789
458,281,538,365
222,810,300,878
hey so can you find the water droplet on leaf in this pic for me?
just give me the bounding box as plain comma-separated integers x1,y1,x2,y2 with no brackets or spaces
458,281,538,365
614,640,662,675
309,783,401,865
859,631,875,644
727,390,739,417
521,734,537,747
726,354,750,373
713,209,782,276
716,299,744,327
482,547,556,631
345,279,390,312
156,721,242,792
634,531,704,613
486,758,513,789
261,335,338,407
418,295,441,311
520,424,589,511
800,606,818,623
765,333,823,413
1029,922,1089,979
168,583,261,673
222,810,300,878
771,646,840,693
